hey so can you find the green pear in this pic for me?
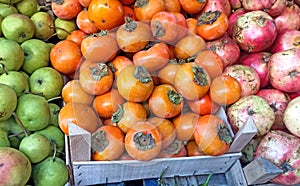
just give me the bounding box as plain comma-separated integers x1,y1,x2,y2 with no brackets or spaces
54,17,76,40
48,103,60,126
29,67,64,99
0,0,22,4
15,0,40,17
19,132,51,163
0,147,31,186
32,156,69,186
0,116,26,148
21,38,51,74
15,94,50,131
0,84,17,121
0,3,18,18
0,71,29,96
36,125,64,155
0,15,2,36
1,13,35,43
0,128,9,147
31,11,55,40
0,38,24,73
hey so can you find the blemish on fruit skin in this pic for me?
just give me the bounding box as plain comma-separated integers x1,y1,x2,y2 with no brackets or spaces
0,163,4,167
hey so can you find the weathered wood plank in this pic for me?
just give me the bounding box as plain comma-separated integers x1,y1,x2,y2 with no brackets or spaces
243,157,283,185
72,153,241,185
69,122,91,162
228,117,257,153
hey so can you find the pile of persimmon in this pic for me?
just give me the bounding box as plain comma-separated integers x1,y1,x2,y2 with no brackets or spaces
51,0,242,161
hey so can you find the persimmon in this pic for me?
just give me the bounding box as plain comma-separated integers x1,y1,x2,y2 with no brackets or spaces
194,115,232,156
88,0,124,30
50,40,82,75
148,84,184,119
196,10,229,40
58,102,100,135
66,30,88,46
134,0,165,21
116,18,152,53
76,8,99,34
174,62,211,100
117,65,154,102
93,88,126,119
133,42,169,73
112,102,147,133
148,117,176,148
125,121,162,161
91,125,125,161
81,31,119,63
62,79,94,105
79,62,114,95
173,112,199,142
51,0,83,20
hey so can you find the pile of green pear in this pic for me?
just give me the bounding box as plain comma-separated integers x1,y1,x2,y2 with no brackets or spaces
0,0,73,185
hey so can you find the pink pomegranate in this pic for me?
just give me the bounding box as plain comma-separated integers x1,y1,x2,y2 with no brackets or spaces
201,0,232,17
255,130,300,185
270,29,300,53
242,0,286,16
274,2,300,32
268,48,300,93
206,34,240,67
241,52,271,88
228,8,246,36
232,10,277,53
256,89,290,130
229,0,242,10
223,64,261,97
227,95,275,136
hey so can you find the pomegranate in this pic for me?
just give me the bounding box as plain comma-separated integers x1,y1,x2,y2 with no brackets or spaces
229,0,242,10
240,52,271,88
256,89,290,130
270,29,300,53
201,0,232,17
274,2,300,32
283,96,300,137
227,95,275,136
232,10,277,53
227,8,246,36
255,130,300,185
223,64,261,97
268,48,300,93
242,0,286,16
206,33,240,67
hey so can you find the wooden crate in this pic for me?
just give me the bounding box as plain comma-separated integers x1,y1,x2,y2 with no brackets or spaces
65,107,257,185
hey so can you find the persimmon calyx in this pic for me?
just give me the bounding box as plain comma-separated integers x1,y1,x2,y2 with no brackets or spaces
133,66,152,83
134,0,149,8
124,17,137,32
152,21,166,37
111,104,124,123
91,130,109,152
89,63,109,81
161,140,182,155
133,132,155,150
192,66,209,86
216,124,232,145
168,90,183,105
197,11,221,26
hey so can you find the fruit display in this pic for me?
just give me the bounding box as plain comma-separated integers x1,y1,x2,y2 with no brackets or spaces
0,0,300,185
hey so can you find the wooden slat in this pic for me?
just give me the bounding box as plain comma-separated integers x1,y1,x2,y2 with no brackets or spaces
227,117,257,153
72,153,241,185
69,122,91,162
225,160,248,186
243,157,283,185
